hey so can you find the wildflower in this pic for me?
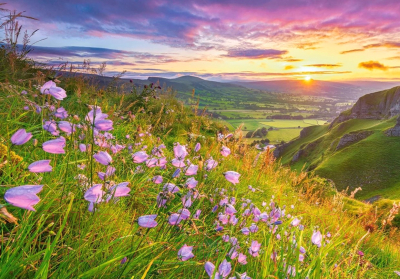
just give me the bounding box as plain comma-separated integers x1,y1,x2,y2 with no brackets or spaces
249,223,258,233
223,171,240,184
58,121,75,134
4,185,43,211
94,119,113,131
40,80,67,100
54,107,68,119
222,235,230,242
28,160,52,173
177,244,194,261
42,136,66,154
194,142,201,152
185,164,198,175
163,183,180,193
185,177,198,189
291,217,301,227
218,259,232,278
11,129,32,145
84,184,105,204
221,146,231,157
152,175,163,184
204,262,215,278
172,168,181,178
312,231,322,247
138,214,158,228
79,144,87,152
43,120,59,136
93,151,112,165
108,182,130,199
121,257,127,264
86,107,108,123
174,143,188,159
229,215,238,225
178,208,191,219
238,253,247,265
131,151,148,163
182,195,192,208
171,158,186,168
249,240,261,257
205,158,218,171
168,213,183,225
193,209,201,219
225,204,237,215
241,227,250,235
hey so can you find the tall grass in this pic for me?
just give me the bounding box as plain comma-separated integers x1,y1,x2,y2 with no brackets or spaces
0,8,400,279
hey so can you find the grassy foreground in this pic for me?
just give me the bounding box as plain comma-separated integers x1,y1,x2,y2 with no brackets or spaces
1,15,400,279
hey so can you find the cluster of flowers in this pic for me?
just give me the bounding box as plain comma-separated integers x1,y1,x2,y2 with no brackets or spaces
4,80,337,278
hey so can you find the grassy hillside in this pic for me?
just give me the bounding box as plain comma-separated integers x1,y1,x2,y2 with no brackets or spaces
279,93,400,200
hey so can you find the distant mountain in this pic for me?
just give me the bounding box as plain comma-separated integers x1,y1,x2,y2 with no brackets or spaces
275,86,400,201
234,79,400,99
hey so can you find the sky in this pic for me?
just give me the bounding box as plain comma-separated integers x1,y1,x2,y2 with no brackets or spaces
4,0,400,81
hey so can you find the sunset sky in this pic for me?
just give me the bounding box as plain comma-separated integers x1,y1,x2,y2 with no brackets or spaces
6,0,400,81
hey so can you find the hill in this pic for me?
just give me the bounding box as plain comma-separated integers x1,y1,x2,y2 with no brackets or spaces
277,86,400,200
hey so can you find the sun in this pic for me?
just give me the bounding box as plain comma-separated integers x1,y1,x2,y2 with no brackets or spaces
304,75,311,82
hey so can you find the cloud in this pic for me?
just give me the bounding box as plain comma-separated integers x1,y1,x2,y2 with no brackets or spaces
280,57,303,62
7,0,400,51
358,61,388,71
223,48,288,59
341,42,400,54
387,56,400,60
340,49,365,54
305,64,342,68
284,65,295,70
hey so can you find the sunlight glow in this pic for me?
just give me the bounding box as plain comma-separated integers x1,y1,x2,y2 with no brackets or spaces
304,76,311,81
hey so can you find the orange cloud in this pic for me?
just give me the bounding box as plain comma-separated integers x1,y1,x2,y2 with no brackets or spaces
358,61,388,71
340,49,364,54
305,64,342,68
284,65,295,70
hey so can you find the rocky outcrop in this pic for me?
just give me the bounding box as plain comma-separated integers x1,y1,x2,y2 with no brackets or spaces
291,138,323,162
273,142,289,158
336,131,373,150
331,86,400,127
385,116,400,136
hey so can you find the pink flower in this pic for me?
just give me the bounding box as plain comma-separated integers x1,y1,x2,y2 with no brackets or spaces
43,120,59,136
185,164,198,175
174,143,188,159
177,244,194,261
138,214,158,228
132,151,148,163
94,119,113,131
42,136,66,154
223,171,240,184
291,217,301,227
182,195,192,208
184,177,198,189
163,183,180,193
40,80,67,100
204,262,215,278
86,107,108,123
108,182,130,198
193,209,201,219
84,184,105,203
171,158,186,168
205,158,218,171
168,213,183,225
54,107,68,119
11,129,32,145
249,240,261,257
79,144,87,152
238,253,247,265
4,185,43,211
225,204,237,215
220,146,231,157
93,151,112,165
152,175,163,184
194,142,201,152
58,121,75,134
312,231,322,247
28,160,52,173
218,259,232,278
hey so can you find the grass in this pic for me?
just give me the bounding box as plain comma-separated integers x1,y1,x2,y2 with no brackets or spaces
1,12,400,278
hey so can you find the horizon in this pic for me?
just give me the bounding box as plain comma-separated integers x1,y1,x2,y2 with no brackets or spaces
5,0,400,82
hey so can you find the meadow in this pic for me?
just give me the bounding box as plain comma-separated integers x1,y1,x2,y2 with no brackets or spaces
1,11,400,279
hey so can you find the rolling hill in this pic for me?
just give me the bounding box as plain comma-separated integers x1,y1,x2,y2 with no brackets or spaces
275,86,400,200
